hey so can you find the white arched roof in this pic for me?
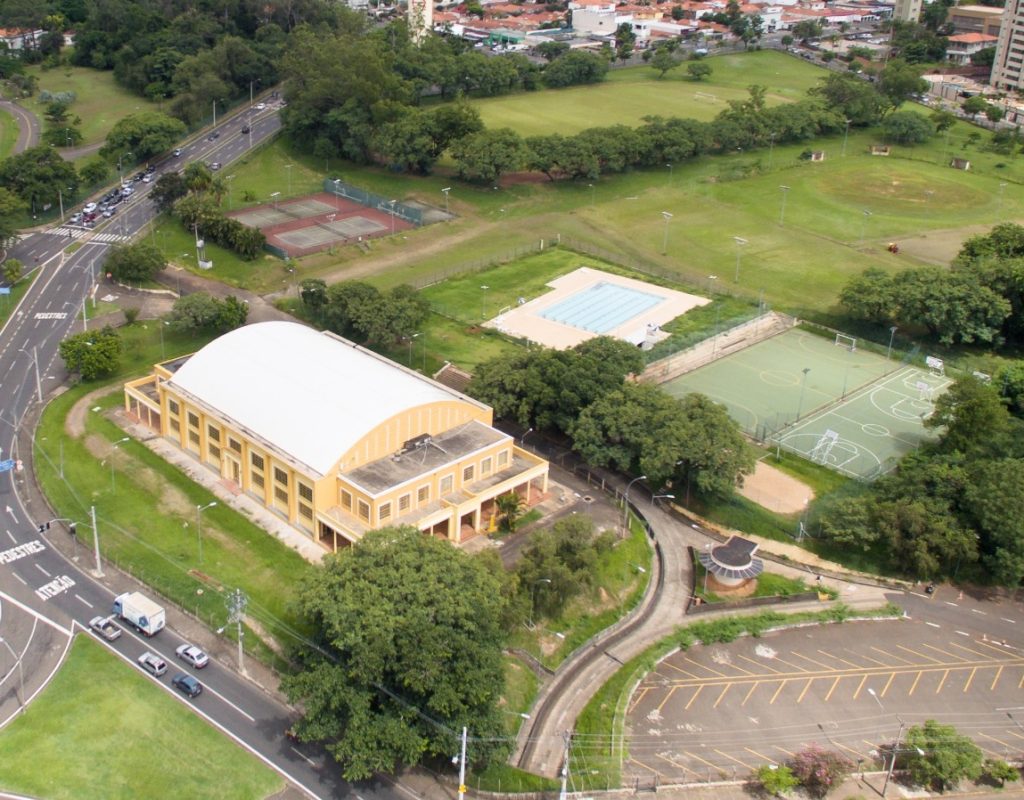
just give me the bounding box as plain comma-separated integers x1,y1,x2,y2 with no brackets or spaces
167,321,462,476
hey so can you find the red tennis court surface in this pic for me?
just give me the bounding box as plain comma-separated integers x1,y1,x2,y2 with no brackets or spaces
228,192,413,258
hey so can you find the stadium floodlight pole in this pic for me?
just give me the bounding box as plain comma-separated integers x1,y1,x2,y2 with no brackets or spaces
860,209,872,244
778,185,790,226
661,211,673,254
841,118,851,157
622,475,647,535
480,285,489,321
441,187,451,215
887,326,898,360
732,236,748,282
667,162,673,183
796,367,811,421
196,501,217,565
389,199,397,235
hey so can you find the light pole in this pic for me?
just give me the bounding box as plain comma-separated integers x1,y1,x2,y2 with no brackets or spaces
225,174,235,210
796,367,811,421
212,99,218,127
285,164,293,196
588,183,595,208
529,578,552,628
661,211,673,255
117,151,133,186
388,199,397,234
196,501,217,564
0,636,24,713
860,209,872,245
333,178,343,212
733,236,748,282
882,718,906,797
408,332,421,367
666,162,673,183
707,274,717,295
270,191,281,211
886,325,898,360
623,475,647,535
158,319,170,360
702,542,712,594
778,185,790,226
480,285,489,321
841,118,851,157
19,347,42,403
767,132,776,170
109,437,129,493
441,186,451,215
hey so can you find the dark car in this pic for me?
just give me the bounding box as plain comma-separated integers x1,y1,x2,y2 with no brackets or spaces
241,125,250,134
146,164,156,174
171,672,202,698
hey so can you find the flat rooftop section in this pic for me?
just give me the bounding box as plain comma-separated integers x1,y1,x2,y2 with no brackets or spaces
345,420,509,495
487,267,710,350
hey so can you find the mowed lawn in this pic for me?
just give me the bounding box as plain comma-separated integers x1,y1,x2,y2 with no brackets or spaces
25,65,154,150
471,51,823,136
0,108,17,159
0,636,283,800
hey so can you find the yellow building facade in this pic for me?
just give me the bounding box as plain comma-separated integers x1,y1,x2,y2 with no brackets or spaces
124,321,548,550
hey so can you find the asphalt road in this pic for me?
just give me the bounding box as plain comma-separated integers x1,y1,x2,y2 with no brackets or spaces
0,100,416,800
0,100,40,155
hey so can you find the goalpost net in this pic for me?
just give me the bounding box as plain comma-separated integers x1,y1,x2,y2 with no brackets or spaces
834,333,857,352
694,91,717,102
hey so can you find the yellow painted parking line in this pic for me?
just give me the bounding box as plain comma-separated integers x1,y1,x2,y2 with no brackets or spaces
981,732,1014,749
790,651,834,670
935,669,949,694
824,676,842,702
897,644,941,664
949,640,1000,659
628,686,650,713
738,653,783,673
990,665,1003,691
722,660,757,676
880,671,896,698
653,752,700,779
772,745,795,759
908,671,923,696
768,654,811,672
796,678,815,704
818,650,863,669
714,749,755,770
661,661,701,679
972,638,1015,657
855,652,894,668
745,746,775,763
963,667,977,693
713,684,731,709
921,642,971,661
685,657,727,678
685,685,704,710
871,646,913,665
1019,672,1024,690
852,674,867,699
1006,730,1024,741
770,679,789,705
656,686,678,712
742,681,760,707
684,750,723,771
834,741,867,761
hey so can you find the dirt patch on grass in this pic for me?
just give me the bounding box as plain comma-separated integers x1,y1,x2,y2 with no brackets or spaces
65,385,121,438
738,460,813,514
890,222,1002,266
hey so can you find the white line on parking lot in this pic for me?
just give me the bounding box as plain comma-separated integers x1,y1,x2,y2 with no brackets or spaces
956,630,970,636
972,609,987,615
1002,618,1016,624
74,594,93,608
909,592,931,599
945,602,958,607
926,622,940,628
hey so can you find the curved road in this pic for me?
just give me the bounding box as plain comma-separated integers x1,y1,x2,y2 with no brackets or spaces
0,100,39,155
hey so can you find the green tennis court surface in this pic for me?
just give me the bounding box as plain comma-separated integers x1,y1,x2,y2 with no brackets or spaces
659,328,948,478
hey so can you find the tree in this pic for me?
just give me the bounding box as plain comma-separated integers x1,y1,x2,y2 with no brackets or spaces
100,111,186,161
0,187,25,248
926,376,1014,456
150,172,188,213
961,95,989,116
970,46,996,67
811,73,887,125
495,491,524,533
299,278,328,319
168,293,247,333
904,720,983,791
536,41,569,62
0,145,78,213
542,51,609,88
877,60,927,111
650,47,682,79
982,759,1019,787
985,104,1004,123
930,109,956,132
59,326,123,380
614,22,636,62
963,459,1024,586
755,764,799,796
786,746,853,798
881,110,934,144
282,527,508,780
687,61,712,81
792,20,823,41
105,241,165,283
3,257,23,286
79,157,109,186
450,128,527,184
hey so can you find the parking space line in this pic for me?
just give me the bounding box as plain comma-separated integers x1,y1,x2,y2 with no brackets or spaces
852,675,867,699
685,685,704,710
628,687,649,714
714,749,754,770
770,654,811,672
896,644,941,664
856,652,894,668
972,638,1013,656
770,680,789,705
741,681,760,707
684,750,721,771
935,669,949,694
981,732,1013,749
719,660,756,676
871,646,913,665
949,641,997,659
908,671,923,696
772,745,795,759
921,642,970,661
818,650,862,669
684,657,728,678
653,752,700,780
713,684,731,709
834,741,867,762
790,651,834,670
738,653,783,673
656,686,677,712
880,671,896,698
1006,730,1024,741
796,678,814,704
661,661,701,679
745,746,775,763
963,667,977,693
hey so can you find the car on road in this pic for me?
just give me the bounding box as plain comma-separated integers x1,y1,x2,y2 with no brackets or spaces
142,174,152,183
121,186,134,197
69,212,82,224
173,148,182,157
255,102,266,111
208,162,221,171
146,164,156,173
241,125,250,134
102,207,116,218
176,643,210,668
138,651,168,677
89,615,122,641
83,202,97,214
171,672,202,697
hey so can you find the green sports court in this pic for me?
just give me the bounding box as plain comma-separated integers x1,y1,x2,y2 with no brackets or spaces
659,328,950,478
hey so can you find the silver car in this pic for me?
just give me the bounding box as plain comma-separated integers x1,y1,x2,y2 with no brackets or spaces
138,651,168,677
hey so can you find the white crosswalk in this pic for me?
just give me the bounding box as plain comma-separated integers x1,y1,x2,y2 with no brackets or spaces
47,227,130,243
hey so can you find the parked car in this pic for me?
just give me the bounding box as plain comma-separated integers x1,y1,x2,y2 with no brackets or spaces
146,164,156,173
83,202,97,214
142,174,152,183
69,212,82,224
138,651,168,677
89,615,122,641
171,672,202,698
176,643,210,669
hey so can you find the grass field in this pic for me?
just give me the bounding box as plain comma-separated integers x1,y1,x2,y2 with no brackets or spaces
0,108,17,159
0,636,283,800
26,65,154,151
471,51,823,136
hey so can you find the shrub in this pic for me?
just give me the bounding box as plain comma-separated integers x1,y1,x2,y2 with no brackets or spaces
755,763,799,796
787,745,853,798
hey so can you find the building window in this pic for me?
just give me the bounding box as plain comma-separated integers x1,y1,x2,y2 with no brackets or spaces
208,442,221,462
298,482,313,503
417,485,430,504
341,489,352,510
358,500,370,521
482,457,492,476
168,399,179,414
188,429,200,448
298,503,313,521
169,418,180,433
297,481,314,527
379,502,391,522
250,452,265,490
187,412,199,428
399,494,411,513
497,450,509,467
275,486,288,504
207,425,220,442
463,465,475,482
440,475,453,494
274,467,288,487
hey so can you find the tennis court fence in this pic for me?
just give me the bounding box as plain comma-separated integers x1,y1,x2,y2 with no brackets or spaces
323,178,424,226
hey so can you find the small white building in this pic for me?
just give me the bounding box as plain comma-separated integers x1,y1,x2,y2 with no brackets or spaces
569,0,630,34
946,32,999,65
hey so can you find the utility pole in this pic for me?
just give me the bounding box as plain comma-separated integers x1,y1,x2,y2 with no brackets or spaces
457,726,468,800
226,588,248,675
558,731,572,800
882,718,905,797
91,505,103,577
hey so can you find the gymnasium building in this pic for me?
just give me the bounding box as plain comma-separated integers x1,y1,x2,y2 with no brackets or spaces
123,321,549,550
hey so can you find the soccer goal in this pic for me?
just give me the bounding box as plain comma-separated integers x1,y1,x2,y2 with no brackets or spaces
834,333,857,352
694,91,718,102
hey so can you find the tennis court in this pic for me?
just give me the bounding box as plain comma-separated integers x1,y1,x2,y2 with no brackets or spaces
660,328,949,478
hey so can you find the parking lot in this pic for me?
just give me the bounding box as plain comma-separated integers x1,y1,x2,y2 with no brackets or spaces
624,619,1024,784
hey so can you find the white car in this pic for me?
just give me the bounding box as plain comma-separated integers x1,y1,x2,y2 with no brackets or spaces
142,174,152,183
83,202,97,214
255,102,266,111
175,643,210,669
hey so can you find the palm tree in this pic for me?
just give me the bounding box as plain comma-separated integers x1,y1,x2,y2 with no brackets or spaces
495,492,524,533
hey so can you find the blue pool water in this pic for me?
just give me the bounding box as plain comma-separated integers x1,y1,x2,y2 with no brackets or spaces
540,282,663,333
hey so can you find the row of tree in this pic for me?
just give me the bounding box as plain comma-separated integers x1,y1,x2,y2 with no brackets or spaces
299,278,430,346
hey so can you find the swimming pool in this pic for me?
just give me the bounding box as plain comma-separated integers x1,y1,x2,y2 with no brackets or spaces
540,282,663,334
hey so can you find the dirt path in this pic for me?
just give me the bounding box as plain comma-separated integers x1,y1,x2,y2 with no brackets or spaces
65,385,120,438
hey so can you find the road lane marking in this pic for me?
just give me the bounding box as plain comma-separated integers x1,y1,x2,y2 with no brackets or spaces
1006,730,1024,741
935,669,949,694
991,665,1004,692
880,671,896,698
4,530,14,544
74,593,93,608
925,622,940,628
289,746,315,766
956,630,970,637
713,684,731,709
980,732,1013,749
1002,618,1016,624
653,752,700,779
12,573,26,585
908,671,923,696
834,741,867,761
34,562,51,577
770,680,789,705
796,678,814,704
856,652,894,668
963,667,977,693
852,675,867,699
972,608,987,615
200,682,256,723
945,601,958,606
824,676,841,702
767,654,809,672
973,638,1014,656
741,682,760,706
684,685,703,710
1019,673,1024,690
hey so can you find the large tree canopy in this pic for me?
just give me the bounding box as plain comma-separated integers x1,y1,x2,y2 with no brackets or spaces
283,527,508,780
